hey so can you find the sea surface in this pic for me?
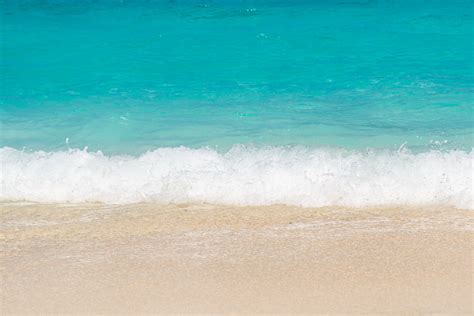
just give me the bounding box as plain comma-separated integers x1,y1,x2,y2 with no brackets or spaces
1,0,473,208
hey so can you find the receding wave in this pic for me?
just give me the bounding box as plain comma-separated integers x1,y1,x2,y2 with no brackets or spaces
1,146,472,209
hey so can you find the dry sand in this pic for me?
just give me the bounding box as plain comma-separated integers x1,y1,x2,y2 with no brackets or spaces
1,202,473,314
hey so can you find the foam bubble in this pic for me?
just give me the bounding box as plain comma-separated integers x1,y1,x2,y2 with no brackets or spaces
1,146,472,209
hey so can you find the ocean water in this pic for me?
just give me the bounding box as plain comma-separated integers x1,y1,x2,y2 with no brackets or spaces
1,0,473,208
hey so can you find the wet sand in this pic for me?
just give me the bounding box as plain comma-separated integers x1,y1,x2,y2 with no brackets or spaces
1,202,473,314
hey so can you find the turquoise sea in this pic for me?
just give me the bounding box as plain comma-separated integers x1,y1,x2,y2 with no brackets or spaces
1,0,473,208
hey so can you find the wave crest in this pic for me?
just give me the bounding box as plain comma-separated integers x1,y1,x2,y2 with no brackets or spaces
1,146,472,209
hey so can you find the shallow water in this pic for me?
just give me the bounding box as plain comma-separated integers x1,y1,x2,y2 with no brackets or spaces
1,0,473,207
2,0,472,153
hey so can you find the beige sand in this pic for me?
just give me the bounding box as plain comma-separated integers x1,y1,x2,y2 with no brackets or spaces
1,202,473,314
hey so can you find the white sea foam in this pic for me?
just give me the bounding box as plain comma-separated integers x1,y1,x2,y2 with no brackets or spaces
0,146,472,209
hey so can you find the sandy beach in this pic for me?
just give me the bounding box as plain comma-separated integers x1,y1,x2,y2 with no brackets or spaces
3,0,473,314
1,202,473,314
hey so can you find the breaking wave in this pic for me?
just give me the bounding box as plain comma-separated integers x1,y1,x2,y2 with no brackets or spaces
1,146,472,209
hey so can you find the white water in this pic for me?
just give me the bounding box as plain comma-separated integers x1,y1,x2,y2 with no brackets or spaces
1,146,472,209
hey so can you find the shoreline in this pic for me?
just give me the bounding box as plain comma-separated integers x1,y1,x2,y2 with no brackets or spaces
1,202,473,314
